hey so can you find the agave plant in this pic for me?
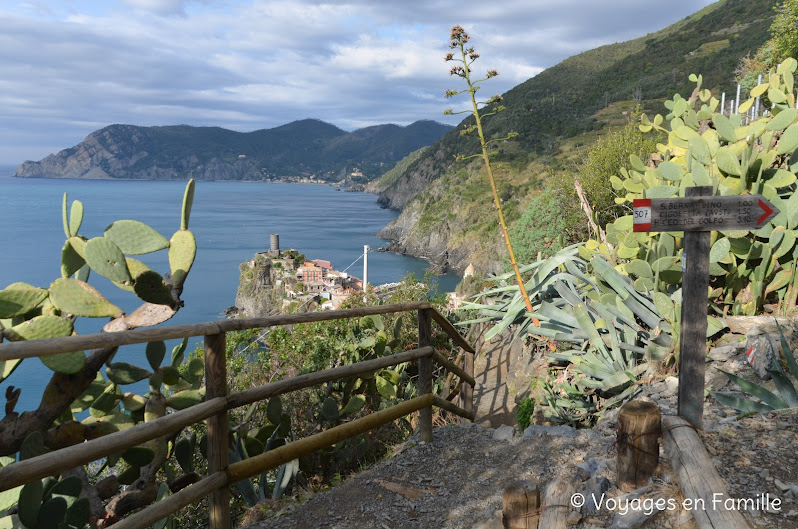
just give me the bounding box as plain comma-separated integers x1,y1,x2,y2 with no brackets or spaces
713,323,798,413
460,245,685,424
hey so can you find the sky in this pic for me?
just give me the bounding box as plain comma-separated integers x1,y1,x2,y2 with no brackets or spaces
0,0,718,165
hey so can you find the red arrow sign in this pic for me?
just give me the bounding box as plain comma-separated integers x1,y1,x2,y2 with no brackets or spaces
758,199,774,226
633,194,780,232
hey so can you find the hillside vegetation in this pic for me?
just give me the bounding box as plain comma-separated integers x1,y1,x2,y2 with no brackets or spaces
375,0,779,274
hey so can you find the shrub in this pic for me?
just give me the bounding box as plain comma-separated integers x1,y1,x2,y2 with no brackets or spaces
507,190,567,266
516,398,536,430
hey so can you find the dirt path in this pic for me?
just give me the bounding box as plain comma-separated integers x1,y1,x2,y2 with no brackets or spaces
241,339,798,529
471,325,540,428
472,329,516,427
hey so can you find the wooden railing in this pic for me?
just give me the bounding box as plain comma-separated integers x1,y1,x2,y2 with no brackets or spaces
0,301,476,529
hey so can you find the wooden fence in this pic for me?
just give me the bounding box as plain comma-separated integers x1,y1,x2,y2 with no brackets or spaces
0,301,476,529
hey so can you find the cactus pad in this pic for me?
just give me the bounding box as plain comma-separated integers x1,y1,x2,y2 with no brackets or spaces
107,362,152,385
0,359,23,383
174,437,194,474
375,375,396,398
0,285,48,318
40,350,86,375
90,383,120,417
48,476,82,506
67,237,87,260
320,397,339,422
165,389,203,410
8,315,73,342
180,357,204,387
63,497,90,529
69,200,84,237
121,446,155,467
38,496,68,529
266,397,282,424
133,271,174,307
181,179,195,230
159,365,180,385
168,230,196,290
17,479,43,528
121,393,147,412
71,380,107,413
244,436,264,457
104,220,169,255
339,394,366,418
61,239,85,279
84,237,133,284
117,465,140,486
171,337,188,367
146,341,166,371
49,278,122,318
75,264,90,283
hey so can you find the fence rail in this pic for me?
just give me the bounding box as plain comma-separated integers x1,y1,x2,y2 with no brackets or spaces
0,302,476,529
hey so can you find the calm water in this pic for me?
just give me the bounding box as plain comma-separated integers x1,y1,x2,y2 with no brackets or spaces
0,165,457,411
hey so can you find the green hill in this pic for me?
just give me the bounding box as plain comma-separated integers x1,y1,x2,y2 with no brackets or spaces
13,119,452,182
375,0,779,273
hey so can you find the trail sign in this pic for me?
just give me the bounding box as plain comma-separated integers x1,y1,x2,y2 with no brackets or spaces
633,195,779,232
632,188,782,429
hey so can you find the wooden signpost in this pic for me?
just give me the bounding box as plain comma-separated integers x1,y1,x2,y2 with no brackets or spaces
633,187,779,428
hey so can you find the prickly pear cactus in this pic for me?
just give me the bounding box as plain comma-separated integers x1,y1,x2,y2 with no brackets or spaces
0,179,196,380
0,180,204,526
590,58,798,320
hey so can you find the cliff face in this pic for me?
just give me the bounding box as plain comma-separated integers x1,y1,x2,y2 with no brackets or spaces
14,120,452,181
235,255,282,317
377,196,504,276
375,143,453,210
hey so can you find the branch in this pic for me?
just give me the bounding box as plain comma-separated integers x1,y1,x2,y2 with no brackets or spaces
62,467,106,526
574,179,607,245
0,344,119,456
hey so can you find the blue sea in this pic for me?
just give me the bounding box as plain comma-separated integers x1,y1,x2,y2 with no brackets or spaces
0,165,458,411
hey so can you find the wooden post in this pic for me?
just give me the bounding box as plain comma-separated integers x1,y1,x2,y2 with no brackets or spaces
539,478,574,529
205,332,231,529
417,308,433,442
459,348,474,418
617,401,661,492
678,186,712,429
663,415,751,529
502,480,540,529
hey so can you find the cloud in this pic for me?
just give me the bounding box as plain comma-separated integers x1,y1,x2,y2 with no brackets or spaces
0,0,717,164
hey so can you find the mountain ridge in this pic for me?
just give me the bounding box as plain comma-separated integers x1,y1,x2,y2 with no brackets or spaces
13,119,451,183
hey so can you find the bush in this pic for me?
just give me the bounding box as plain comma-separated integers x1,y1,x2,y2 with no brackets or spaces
516,398,536,431
547,114,658,243
507,190,567,266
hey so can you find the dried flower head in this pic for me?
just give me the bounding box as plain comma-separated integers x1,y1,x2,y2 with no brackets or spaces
450,25,468,43
444,51,454,61
486,69,499,78
468,49,480,61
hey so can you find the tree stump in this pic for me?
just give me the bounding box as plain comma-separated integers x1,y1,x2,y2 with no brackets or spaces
617,400,661,492
539,478,573,529
502,480,540,529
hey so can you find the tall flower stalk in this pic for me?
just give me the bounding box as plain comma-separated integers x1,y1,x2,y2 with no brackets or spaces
444,25,537,324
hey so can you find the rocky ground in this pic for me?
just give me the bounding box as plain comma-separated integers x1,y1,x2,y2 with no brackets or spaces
242,329,798,529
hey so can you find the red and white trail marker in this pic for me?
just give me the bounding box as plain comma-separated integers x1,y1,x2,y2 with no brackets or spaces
632,195,779,233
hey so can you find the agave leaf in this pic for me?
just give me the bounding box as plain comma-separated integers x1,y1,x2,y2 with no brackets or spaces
777,323,798,380
769,366,798,408
711,392,773,413
717,369,789,409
